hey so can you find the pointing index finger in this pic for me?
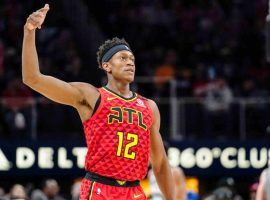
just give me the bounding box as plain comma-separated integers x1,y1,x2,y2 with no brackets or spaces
38,4,50,13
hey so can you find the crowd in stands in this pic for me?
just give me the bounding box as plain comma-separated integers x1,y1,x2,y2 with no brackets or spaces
0,178,81,200
0,176,262,200
1,0,270,140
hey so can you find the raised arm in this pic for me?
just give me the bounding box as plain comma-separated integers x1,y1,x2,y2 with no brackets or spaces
148,99,175,200
22,4,98,113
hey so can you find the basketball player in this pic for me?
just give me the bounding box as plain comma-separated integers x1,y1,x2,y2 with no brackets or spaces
22,4,175,200
256,167,270,200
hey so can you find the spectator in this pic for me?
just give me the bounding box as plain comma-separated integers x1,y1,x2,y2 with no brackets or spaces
148,142,186,200
256,167,270,200
235,79,270,138
194,78,233,139
31,179,66,200
0,187,5,197
3,184,28,200
203,177,243,200
70,178,82,200
0,0,270,142
249,182,258,200
154,49,177,97
31,187,46,200
0,39,5,95
2,77,33,139
176,68,193,97
148,166,186,200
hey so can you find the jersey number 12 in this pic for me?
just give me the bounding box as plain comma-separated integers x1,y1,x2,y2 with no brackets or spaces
116,131,138,159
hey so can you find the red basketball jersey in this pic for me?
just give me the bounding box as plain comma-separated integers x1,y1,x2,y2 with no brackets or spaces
83,87,153,181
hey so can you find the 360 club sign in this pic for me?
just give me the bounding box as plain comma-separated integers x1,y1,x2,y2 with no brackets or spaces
0,142,269,176
168,147,270,169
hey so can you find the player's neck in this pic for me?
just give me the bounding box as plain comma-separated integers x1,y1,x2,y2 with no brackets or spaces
106,82,132,98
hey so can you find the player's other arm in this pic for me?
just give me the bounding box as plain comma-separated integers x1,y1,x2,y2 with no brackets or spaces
256,170,266,200
148,99,175,200
22,5,96,108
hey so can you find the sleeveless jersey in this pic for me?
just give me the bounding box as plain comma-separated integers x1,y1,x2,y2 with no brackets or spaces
83,87,153,181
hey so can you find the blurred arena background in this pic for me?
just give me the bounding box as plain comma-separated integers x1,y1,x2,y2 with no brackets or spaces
0,0,270,199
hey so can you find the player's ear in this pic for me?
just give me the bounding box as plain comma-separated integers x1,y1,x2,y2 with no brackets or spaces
102,62,112,73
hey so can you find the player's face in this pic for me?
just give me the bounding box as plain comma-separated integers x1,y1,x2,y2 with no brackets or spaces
107,50,135,83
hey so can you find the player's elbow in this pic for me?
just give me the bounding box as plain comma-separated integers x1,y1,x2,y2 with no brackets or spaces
152,156,168,174
23,75,39,87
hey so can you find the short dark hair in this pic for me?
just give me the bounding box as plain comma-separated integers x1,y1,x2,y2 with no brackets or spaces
96,37,131,69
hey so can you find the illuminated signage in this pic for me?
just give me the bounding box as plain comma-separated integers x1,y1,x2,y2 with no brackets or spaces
0,146,87,171
168,147,270,169
0,142,269,176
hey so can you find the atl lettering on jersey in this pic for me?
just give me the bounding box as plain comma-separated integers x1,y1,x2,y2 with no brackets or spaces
83,87,153,181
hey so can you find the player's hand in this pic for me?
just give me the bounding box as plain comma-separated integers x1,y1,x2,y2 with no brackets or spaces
25,4,50,31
